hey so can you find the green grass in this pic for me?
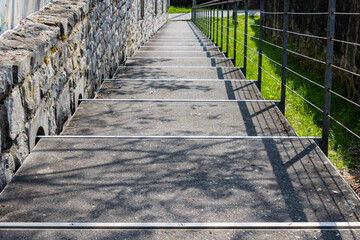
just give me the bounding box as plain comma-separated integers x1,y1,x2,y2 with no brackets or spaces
195,14,360,169
168,6,192,14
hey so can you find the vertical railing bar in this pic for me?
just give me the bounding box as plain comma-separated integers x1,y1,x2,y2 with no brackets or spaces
243,0,248,77
226,3,230,57
257,0,265,91
206,7,208,37
221,2,224,51
192,0,195,21
212,6,215,41
208,7,210,36
233,2,238,66
208,7,210,35
203,8,205,33
321,0,336,156
209,6,211,36
280,0,289,114
216,5,219,46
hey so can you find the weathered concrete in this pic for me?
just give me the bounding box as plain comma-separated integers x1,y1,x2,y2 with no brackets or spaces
0,20,359,239
125,58,234,66
115,66,245,79
133,51,226,58
64,102,292,136
98,80,262,99
1,229,360,240
168,13,192,21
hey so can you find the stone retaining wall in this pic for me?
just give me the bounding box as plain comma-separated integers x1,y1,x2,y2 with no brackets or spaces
0,0,167,190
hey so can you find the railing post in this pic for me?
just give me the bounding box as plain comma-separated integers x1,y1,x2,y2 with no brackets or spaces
243,0,248,77
208,7,210,36
221,2,224,51
192,0,196,21
216,5,219,45
209,6,212,40
212,6,215,41
321,0,336,156
280,0,289,114
233,2,238,66
226,3,230,57
257,0,265,91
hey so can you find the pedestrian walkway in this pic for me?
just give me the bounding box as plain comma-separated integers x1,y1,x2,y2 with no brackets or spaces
0,21,359,239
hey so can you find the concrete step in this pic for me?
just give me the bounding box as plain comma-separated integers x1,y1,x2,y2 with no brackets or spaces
63,101,291,136
125,58,234,67
139,46,220,52
133,51,226,58
152,32,208,39
148,39,212,43
151,36,209,40
1,229,360,239
0,138,358,225
97,80,261,99
114,66,245,79
144,42,213,46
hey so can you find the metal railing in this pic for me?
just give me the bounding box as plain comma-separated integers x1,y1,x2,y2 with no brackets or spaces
192,0,360,156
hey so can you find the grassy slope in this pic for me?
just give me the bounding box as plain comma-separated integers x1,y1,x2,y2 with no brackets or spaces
168,6,192,14
195,14,360,168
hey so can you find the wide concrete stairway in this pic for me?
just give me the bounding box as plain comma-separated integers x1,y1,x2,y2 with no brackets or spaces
0,21,359,239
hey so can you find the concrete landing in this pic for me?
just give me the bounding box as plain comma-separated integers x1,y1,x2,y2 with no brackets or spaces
0,20,359,239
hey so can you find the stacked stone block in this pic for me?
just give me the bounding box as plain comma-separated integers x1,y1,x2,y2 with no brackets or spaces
0,0,167,190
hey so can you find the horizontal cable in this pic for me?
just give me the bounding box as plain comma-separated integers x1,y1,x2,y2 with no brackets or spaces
253,60,324,113
80,99,276,103
328,115,360,139
262,25,284,32
261,38,284,50
260,11,328,15
262,54,282,67
233,19,262,28
331,64,360,78
285,67,325,89
334,12,360,15
198,22,327,91
197,18,326,94
260,11,285,15
287,30,327,40
38,136,320,140
247,22,261,28
288,12,329,15
333,38,360,47
198,21,324,102
329,89,360,108
286,48,326,64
